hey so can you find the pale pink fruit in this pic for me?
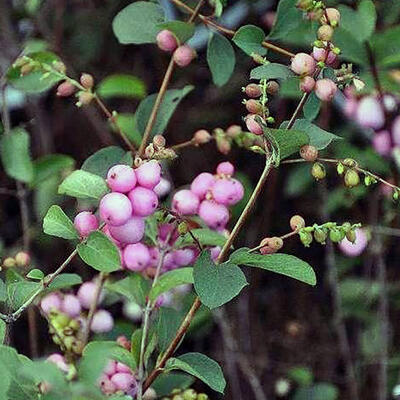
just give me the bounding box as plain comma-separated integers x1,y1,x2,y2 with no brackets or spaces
356,96,384,129
128,187,158,217
99,193,132,226
61,294,82,318
392,116,400,146
372,131,392,156
190,173,215,199
77,281,104,309
74,211,99,237
40,293,62,314
290,53,316,76
338,229,368,257
106,165,137,193
173,248,196,267
90,309,114,333
135,161,161,189
300,76,315,93
172,189,200,215
156,30,178,52
154,178,171,197
198,200,229,230
46,353,69,373
104,360,117,376
314,79,337,102
211,178,244,206
116,362,131,373
110,372,136,392
108,216,145,244
216,162,235,176
245,114,264,135
123,243,150,271
173,45,196,67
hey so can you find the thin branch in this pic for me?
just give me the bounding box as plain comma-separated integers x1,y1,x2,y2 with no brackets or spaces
168,0,295,58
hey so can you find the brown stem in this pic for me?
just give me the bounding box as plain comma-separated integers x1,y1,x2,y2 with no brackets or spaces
170,138,196,151
287,92,309,129
93,95,136,152
168,0,295,58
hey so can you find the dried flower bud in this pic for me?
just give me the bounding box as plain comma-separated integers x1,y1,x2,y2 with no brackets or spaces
225,125,242,138
290,215,306,231
300,145,318,162
193,129,211,145
245,99,263,114
53,61,66,74
77,91,93,106
311,162,326,180
266,80,280,95
152,135,166,150
56,81,76,97
80,73,94,89
344,169,360,188
145,143,155,158
245,83,262,98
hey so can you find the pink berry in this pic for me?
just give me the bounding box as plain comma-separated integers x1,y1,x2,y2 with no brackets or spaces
245,114,264,135
172,189,200,215
155,292,173,307
314,79,337,102
392,116,400,146
173,248,196,267
148,247,160,268
104,360,117,376
344,98,358,118
111,373,136,392
383,95,397,112
106,165,137,193
210,246,221,261
326,51,337,65
162,252,177,271
128,187,158,217
47,353,69,373
158,223,177,243
123,243,150,271
173,45,196,67
216,162,234,176
90,309,114,333
338,228,368,257
154,178,171,197
135,161,161,189
74,211,99,237
372,131,392,156
190,173,215,199
108,216,145,244
116,362,131,373
156,30,178,52
56,81,75,97
100,376,117,395
40,293,62,314
211,178,244,206
77,281,104,309
356,96,384,129
198,200,229,230
290,53,316,76
61,294,82,318
312,47,326,62
300,76,316,93
99,193,132,226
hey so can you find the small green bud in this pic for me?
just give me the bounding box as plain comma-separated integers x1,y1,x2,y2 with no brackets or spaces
311,162,326,180
178,222,188,235
393,190,399,201
342,158,358,168
329,227,345,243
317,61,325,68
345,229,357,243
341,222,351,233
53,313,70,328
314,227,327,244
183,389,198,400
337,162,344,175
196,395,209,400
344,169,360,188
332,47,341,55
299,230,313,247
313,40,325,48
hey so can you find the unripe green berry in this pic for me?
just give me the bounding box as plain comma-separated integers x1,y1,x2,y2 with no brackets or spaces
68,319,80,331
183,389,197,400
178,221,188,235
314,227,327,244
344,169,360,188
300,145,318,162
290,215,305,231
299,230,313,247
172,395,184,400
341,222,351,233
342,158,358,168
77,91,93,106
53,313,70,328
329,227,345,243
311,162,326,180
20,64,33,75
337,162,344,175
345,229,357,243
196,395,209,400
3,257,16,268
15,251,30,267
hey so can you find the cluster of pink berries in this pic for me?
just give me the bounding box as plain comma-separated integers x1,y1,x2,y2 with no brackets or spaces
156,30,196,67
172,161,244,230
40,280,113,333
343,90,400,158
74,160,163,272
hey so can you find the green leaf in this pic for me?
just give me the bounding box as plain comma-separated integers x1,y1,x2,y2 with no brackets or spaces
149,268,193,302
97,74,146,99
1,128,34,183
250,63,293,81
0,279,7,303
135,85,194,138
7,281,40,311
174,228,227,248
157,307,184,352
58,169,109,200
165,352,226,393
114,113,142,147
81,146,130,178
43,205,79,240
333,28,368,65
31,154,74,188
26,269,44,280
112,2,165,44
152,372,195,397
232,25,266,56
264,127,309,160
207,33,235,87
371,26,400,68
157,21,195,44
228,248,316,286
268,0,303,40
0,320,6,344
338,0,376,43
288,366,313,386
291,119,341,150
80,341,136,384
193,251,248,309
46,273,82,291
7,51,62,93
106,273,150,306
285,164,313,197
303,92,321,121
294,383,338,400
78,231,121,273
